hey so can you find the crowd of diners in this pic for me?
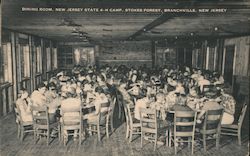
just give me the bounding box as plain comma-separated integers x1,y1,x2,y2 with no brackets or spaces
15,64,236,141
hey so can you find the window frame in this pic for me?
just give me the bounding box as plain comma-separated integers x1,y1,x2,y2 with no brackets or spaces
1,43,13,83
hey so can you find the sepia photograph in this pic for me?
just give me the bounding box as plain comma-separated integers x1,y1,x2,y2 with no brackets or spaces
0,0,249,155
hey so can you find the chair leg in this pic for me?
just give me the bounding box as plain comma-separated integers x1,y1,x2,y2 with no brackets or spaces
106,123,109,138
97,125,101,142
64,133,67,146
154,134,157,151
129,129,133,142
33,128,36,141
165,129,168,147
188,137,191,148
17,125,20,139
238,131,241,146
191,136,195,155
169,129,172,147
174,136,177,155
216,134,220,149
79,129,82,146
110,118,114,132
203,134,206,152
141,132,143,148
47,129,50,146
126,124,129,139
20,127,24,142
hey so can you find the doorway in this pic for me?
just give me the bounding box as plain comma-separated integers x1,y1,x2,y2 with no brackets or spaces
223,45,235,86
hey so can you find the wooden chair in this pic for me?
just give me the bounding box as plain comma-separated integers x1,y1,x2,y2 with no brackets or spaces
13,103,34,141
86,98,114,141
126,104,141,142
221,103,248,145
31,105,60,145
60,104,83,146
197,109,224,152
169,111,197,155
139,108,158,151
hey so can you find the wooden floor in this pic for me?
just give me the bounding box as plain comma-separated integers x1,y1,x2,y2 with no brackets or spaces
0,110,249,156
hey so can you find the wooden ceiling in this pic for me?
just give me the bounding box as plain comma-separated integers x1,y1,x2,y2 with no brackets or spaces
2,0,250,44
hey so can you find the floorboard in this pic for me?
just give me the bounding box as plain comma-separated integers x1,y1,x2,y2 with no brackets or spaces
0,109,249,156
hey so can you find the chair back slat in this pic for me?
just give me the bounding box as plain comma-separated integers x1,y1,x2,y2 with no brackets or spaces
175,111,197,118
176,121,195,126
140,108,156,115
175,131,194,137
141,127,157,133
207,109,224,115
140,118,155,123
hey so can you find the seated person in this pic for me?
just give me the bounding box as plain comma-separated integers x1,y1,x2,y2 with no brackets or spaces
171,91,193,112
213,73,224,85
30,83,47,107
187,87,206,110
134,94,151,121
31,83,57,124
197,97,223,124
60,88,81,140
164,86,178,109
16,89,33,122
197,76,211,93
45,82,61,122
127,84,141,99
84,87,109,122
150,93,166,120
217,89,236,125
170,91,194,132
117,80,133,105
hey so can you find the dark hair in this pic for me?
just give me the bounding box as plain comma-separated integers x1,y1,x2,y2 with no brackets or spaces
47,82,56,89
37,83,46,89
95,86,104,94
167,85,175,92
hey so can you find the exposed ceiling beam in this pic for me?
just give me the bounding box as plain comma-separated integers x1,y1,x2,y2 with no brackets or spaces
127,12,197,40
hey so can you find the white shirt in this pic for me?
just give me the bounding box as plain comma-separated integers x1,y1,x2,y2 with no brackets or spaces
30,90,46,106
61,97,81,123
134,97,149,120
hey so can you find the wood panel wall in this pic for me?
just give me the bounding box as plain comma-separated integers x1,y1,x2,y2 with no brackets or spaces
99,41,152,67
224,36,250,77
0,29,58,117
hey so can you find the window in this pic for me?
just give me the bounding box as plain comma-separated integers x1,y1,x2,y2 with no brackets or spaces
36,46,42,73
192,48,202,68
0,43,12,83
52,48,57,69
205,47,218,71
20,45,30,78
46,47,51,71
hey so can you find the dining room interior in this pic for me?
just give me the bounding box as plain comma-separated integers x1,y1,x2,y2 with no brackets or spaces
0,0,250,156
